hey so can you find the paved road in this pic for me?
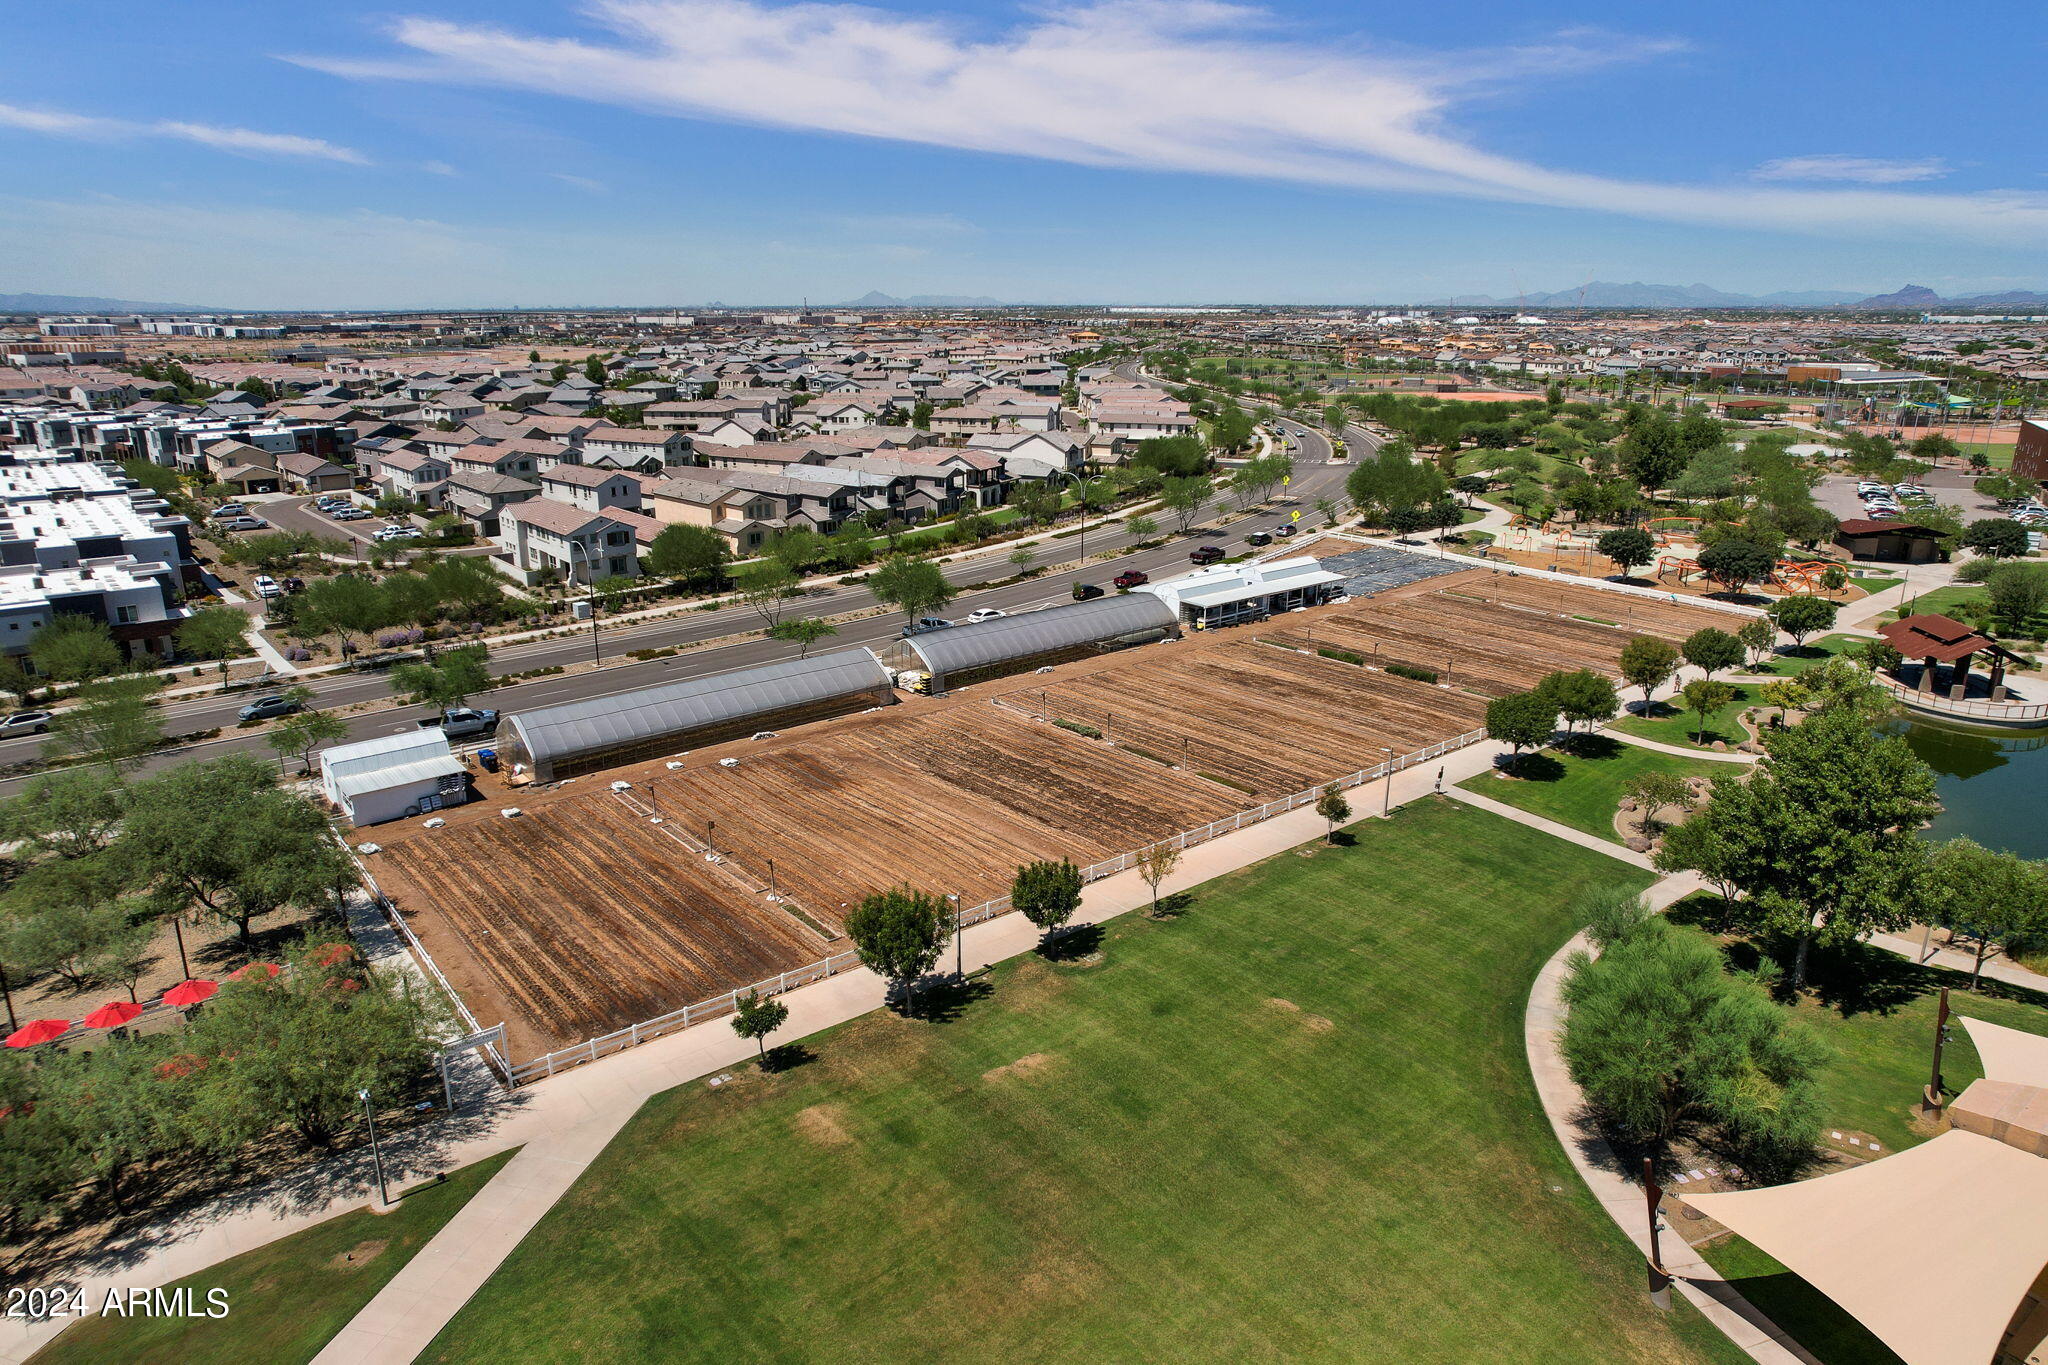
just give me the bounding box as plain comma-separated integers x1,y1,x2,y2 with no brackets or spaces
2,448,1355,791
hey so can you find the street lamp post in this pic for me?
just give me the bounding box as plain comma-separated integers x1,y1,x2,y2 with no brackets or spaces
948,893,964,978
358,1088,390,1207
1643,1157,1671,1309
566,539,602,665
1381,746,1394,817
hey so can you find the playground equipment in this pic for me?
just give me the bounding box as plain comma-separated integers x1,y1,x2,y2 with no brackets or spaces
1654,554,1840,595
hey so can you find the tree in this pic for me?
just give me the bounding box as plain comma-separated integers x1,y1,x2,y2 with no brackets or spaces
1135,842,1180,917
390,645,490,712
1909,432,1961,467
867,555,954,626
764,528,829,575
45,675,163,773
1767,596,1838,647
1562,910,1824,1177
1011,858,1083,947
301,574,388,657
1618,412,1687,492
1125,514,1159,541
1736,616,1777,670
1623,771,1694,833
0,653,35,708
1008,544,1037,576
1986,562,2048,632
1758,678,1810,727
1695,540,1777,595
1962,517,2030,560
1617,636,1679,711
1160,475,1212,535
732,558,800,629
267,708,349,774
1131,436,1208,479
583,354,607,386
1596,528,1656,578
1534,668,1618,737
1,855,149,990
29,614,122,685
1928,839,2048,991
1485,689,1556,766
730,989,791,1060
767,617,838,658
1681,627,1744,680
121,754,354,944
176,606,251,672
646,523,730,587
1656,709,1938,990
425,556,507,631
180,935,444,1149
1314,783,1351,842
1679,677,1737,744
0,767,126,859
843,887,950,1013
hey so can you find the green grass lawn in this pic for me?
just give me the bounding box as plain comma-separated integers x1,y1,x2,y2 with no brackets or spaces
1458,739,1729,842
33,1150,516,1365
1696,1237,1904,1365
1888,584,1983,620
426,801,1746,1365
1613,685,1759,748
1848,574,1902,596
1750,634,1868,676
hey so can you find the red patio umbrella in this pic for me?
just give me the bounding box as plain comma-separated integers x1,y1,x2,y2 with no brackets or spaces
82,1001,143,1030
162,979,218,1008
226,962,281,982
5,1019,69,1048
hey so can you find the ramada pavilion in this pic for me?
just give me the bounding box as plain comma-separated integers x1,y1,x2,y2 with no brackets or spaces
1878,614,2025,702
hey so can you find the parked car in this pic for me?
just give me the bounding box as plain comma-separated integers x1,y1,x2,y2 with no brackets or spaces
332,507,370,521
901,616,956,638
237,694,301,721
1112,569,1150,589
281,576,306,594
215,516,268,532
210,504,249,519
1189,545,1225,565
374,525,422,542
417,707,498,739
0,710,52,737
964,608,1007,624
252,574,282,599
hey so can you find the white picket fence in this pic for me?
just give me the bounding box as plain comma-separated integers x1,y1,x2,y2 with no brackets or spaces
500,726,1487,1086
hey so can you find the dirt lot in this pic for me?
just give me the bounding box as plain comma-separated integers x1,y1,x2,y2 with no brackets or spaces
367,794,830,1058
364,563,1735,1062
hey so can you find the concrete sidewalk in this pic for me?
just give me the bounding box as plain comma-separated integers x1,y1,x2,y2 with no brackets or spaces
7,728,1512,1365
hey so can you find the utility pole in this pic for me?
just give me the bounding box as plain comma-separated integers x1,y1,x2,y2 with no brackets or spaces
359,1088,390,1207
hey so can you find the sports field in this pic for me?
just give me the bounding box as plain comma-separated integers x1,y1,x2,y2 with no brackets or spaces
423,801,1746,1364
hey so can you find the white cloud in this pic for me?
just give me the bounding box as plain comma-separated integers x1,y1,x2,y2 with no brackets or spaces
291,0,2048,243
549,172,607,191
0,100,368,163
1753,155,1950,185
422,159,459,175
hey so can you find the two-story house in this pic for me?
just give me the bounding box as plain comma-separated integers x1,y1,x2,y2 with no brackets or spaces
538,464,645,514
497,498,640,584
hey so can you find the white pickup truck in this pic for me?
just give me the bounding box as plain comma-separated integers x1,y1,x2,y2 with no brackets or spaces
417,707,499,740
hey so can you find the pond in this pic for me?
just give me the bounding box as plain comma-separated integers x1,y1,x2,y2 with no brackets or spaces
1900,719,2048,859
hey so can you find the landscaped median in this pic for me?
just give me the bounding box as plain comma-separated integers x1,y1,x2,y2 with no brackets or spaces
417,800,1745,1364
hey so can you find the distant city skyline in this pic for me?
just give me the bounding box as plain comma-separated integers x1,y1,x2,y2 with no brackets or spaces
2,1,2042,309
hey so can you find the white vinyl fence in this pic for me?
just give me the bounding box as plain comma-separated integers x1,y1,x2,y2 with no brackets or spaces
499,726,1486,1086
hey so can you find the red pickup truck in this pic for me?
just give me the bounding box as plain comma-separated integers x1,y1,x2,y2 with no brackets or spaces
1113,569,1150,589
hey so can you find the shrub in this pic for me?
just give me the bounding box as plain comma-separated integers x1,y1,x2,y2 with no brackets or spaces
284,647,312,662
1316,646,1365,666
1386,662,1439,684
1053,719,1102,740
376,628,425,648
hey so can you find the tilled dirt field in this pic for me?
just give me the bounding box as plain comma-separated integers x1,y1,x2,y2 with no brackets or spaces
367,794,828,1058
636,706,1241,920
997,640,1486,798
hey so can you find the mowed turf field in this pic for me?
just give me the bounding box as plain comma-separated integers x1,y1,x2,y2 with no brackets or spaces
427,801,1747,1364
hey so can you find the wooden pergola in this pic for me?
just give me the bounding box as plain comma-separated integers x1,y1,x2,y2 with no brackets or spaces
1878,613,2024,702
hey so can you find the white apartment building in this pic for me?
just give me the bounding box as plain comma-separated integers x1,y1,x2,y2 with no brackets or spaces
497,499,641,585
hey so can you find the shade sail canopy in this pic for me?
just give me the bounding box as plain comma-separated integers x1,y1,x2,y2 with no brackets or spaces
1961,1017,2048,1089
1687,1129,2048,1365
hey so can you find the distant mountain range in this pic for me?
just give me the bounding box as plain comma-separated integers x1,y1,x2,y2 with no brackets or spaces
1422,281,2048,310
0,292,224,314
840,290,1008,308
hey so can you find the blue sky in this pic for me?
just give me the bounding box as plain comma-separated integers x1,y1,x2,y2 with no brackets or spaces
1,0,2043,309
